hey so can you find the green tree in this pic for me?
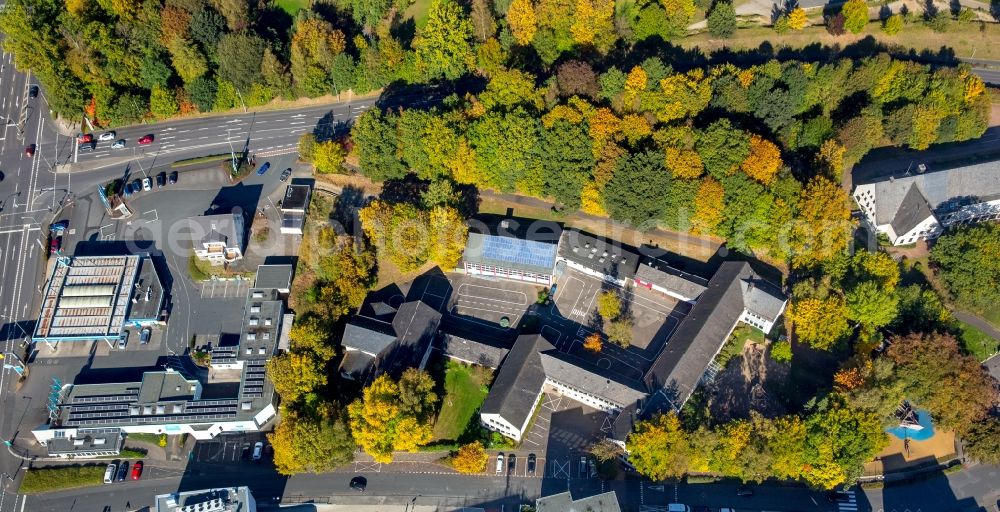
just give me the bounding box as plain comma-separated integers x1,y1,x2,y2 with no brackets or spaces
149,85,179,119
963,418,1000,464
606,319,633,347
882,12,903,34
289,316,335,360
841,0,868,33
696,119,750,179
413,0,473,80
290,16,346,97
216,32,267,92
186,76,218,112
539,120,595,209
352,110,407,181
846,281,899,330
210,0,250,30
930,224,1000,311
603,150,670,229
298,133,317,162
397,368,438,420
190,8,227,50
269,408,356,475
707,0,736,37
167,38,209,84
803,403,888,488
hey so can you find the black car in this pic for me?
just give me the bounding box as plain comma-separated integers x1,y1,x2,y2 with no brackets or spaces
78,141,95,152
28,85,38,98
168,171,178,184
527,453,536,475
349,476,367,492
508,453,516,473
116,461,129,482
131,179,142,192
826,491,852,503
736,487,754,497
279,167,292,181
156,172,166,188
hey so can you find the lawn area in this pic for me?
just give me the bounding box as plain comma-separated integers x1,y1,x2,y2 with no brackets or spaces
957,320,1000,362
432,360,491,442
403,0,433,29
20,465,105,494
681,21,1000,61
274,0,310,16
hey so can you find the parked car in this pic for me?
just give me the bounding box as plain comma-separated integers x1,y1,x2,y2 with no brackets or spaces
122,183,133,197
666,505,690,512
116,461,129,482
24,144,35,157
140,328,151,345
117,334,127,350
527,453,536,475
255,162,271,176
131,461,143,480
579,456,588,476
495,454,504,474
103,464,116,484
131,179,142,192
279,167,292,181
78,141,95,152
142,177,152,191
736,487,754,497
156,172,166,188
252,441,263,461
826,491,852,503
508,453,516,473
168,171,178,184
349,476,367,492
79,133,93,143
49,236,62,255
137,134,154,145
28,85,38,98
50,220,69,233
112,139,126,149
99,131,116,141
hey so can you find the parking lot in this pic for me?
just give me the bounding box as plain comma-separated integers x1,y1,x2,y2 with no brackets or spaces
190,431,270,464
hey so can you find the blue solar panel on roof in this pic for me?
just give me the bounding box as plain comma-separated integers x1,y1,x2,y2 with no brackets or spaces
481,236,557,269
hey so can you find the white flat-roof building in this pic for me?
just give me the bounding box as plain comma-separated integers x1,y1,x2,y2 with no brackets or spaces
155,486,256,512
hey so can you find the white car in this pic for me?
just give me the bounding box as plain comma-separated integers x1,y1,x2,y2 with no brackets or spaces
103,464,116,484
142,177,152,191
252,441,263,461
99,131,116,141
495,453,504,474
111,139,126,149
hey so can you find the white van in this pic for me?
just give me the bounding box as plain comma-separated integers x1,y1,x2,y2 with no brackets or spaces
495,454,504,474
103,464,116,484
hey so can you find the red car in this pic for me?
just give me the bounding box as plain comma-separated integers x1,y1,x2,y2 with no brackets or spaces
79,133,93,143
130,461,143,480
138,134,154,145
49,236,61,255
24,144,35,157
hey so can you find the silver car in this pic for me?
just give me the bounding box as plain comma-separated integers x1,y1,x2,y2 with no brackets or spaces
111,139,126,149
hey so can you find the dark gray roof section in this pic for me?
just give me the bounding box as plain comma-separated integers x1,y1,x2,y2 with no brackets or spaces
341,350,376,377
889,183,935,237
188,213,242,247
45,428,124,456
634,258,708,300
340,301,442,379
281,184,311,211
558,230,640,280
741,278,786,320
480,334,551,429
125,256,165,321
536,491,622,512
643,262,785,408
342,316,397,356
137,371,198,403
254,265,293,291
539,352,647,406
441,334,510,368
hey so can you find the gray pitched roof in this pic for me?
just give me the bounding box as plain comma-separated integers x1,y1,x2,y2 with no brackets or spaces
187,213,241,247
342,317,397,356
634,258,708,300
741,277,786,320
441,334,510,368
539,352,647,407
643,261,785,408
536,491,622,512
889,183,935,237
558,230,640,280
341,300,442,379
860,159,1000,226
480,334,551,429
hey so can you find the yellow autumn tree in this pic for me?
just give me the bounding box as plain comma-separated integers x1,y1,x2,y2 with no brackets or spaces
570,0,615,50
816,139,845,178
429,205,469,270
788,177,853,268
508,0,537,45
964,74,986,103
692,177,725,235
583,332,603,352
623,65,647,109
451,441,489,473
619,114,651,143
787,7,808,29
741,134,783,184
266,352,327,403
580,183,607,215
665,146,703,179
588,108,620,156
348,374,434,463
787,296,851,350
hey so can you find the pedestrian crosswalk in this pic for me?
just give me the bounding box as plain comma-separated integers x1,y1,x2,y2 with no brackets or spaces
837,491,858,511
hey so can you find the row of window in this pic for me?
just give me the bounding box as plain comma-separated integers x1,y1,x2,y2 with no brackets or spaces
465,263,552,283
547,379,622,413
